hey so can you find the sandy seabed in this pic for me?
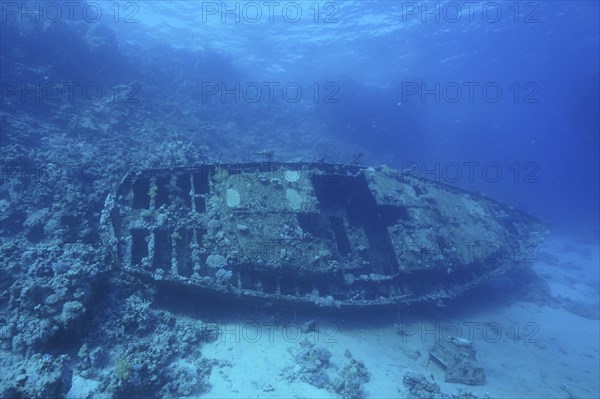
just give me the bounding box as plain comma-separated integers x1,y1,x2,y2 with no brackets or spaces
197,233,599,399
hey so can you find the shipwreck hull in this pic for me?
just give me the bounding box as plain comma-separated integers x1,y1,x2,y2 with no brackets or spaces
101,162,546,308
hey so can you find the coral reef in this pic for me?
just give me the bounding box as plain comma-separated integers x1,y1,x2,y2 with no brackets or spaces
332,350,371,399
0,353,72,398
401,372,490,399
69,289,218,398
283,340,370,399
402,372,442,399
284,339,332,388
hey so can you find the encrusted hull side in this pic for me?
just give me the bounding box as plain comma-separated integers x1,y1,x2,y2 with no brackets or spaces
102,163,547,308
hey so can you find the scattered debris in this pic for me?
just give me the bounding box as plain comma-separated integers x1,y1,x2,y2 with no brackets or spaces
301,319,319,334
402,372,441,399
428,339,486,385
283,341,370,399
448,336,473,348
332,350,371,399
402,372,490,399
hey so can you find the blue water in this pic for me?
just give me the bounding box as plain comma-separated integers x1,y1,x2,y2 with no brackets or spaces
111,0,599,235
2,1,598,234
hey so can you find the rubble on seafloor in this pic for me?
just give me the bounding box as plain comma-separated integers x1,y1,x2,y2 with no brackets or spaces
401,372,491,399
281,339,371,399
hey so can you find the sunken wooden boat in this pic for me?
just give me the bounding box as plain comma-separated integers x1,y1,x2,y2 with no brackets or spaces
100,162,546,309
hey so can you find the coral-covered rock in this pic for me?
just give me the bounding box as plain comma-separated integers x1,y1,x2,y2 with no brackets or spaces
0,353,72,399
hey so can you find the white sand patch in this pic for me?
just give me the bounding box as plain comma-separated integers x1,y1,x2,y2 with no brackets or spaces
202,320,334,398
67,375,100,399
534,236,600,303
